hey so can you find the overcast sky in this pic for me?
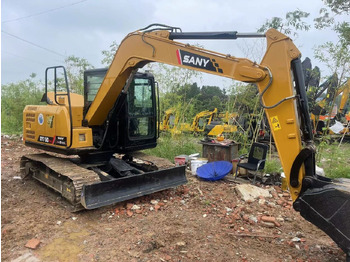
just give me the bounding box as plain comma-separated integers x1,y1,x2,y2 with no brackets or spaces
1,0,345,88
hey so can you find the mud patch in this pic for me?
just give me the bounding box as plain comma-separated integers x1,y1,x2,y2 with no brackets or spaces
39,221,90,262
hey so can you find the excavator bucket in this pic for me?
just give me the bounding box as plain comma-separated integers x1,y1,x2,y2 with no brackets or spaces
81,165,187,209
297,177,350,258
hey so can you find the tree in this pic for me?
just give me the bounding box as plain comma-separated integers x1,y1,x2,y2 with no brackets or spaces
314,41,350,84
324,0,350,14
1,75,43,134
314,0,349,43
258,9,311,37
64,55,94,94
101,41,119,66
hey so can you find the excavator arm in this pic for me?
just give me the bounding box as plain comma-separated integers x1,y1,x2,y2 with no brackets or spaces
339,79,350,114
85,25,306,199
84,24,349,257
84,27,267,126
191,108,218,132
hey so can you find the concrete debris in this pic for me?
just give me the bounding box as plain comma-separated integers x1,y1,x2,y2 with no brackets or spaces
11,252,40,262
150,200,158,205
292,237,301,242
235,184,270,202
131,205,141,210
225,207,233,212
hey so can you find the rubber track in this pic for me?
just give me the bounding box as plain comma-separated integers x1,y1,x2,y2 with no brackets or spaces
21,153,100,206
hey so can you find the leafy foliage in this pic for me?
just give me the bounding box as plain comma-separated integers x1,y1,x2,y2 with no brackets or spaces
65,55,94,94
1,75,43,134
324,0,350,14
101,41,119,66
264,159,282,175
258,10,310,36
314,40,350,83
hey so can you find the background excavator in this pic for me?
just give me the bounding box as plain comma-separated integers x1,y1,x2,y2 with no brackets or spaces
180,108,218,133
21,24,350,258
159,107,179,131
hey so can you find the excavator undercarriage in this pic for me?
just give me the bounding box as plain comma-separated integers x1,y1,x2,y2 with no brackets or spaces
20,153,186,211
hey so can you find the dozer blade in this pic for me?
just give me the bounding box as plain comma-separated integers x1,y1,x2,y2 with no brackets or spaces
297,178,350,258
81,166,187,209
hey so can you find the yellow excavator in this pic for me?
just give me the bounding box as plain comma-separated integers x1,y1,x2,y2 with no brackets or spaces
21,24,349,258
179,108,218,133
159,107,179,131
311,78,350,135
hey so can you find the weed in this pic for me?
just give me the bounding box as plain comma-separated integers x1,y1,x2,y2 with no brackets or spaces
202,199,211,206
317,143,350,179
264,159,282,174
143,133,202,162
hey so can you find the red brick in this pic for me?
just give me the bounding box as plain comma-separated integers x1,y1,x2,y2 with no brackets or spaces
25,238,41,249
287,241,295,247
261,216,276,223
242,214,249,222
276,200,284,206
126,203,134,210
274,221,281,227
126,210,133,217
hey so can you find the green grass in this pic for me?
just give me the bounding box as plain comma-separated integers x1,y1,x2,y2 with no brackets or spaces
142,133,202,163
264,158,282,174
317,142,350,179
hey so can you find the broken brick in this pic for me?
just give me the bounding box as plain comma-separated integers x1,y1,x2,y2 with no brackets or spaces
25,238,41,249
126,203,134,210
274,221,281,227
276,200,284,206
261,216,276,223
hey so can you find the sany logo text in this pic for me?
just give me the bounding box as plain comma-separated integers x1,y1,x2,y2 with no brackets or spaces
182,55,210,67
176,49,222,73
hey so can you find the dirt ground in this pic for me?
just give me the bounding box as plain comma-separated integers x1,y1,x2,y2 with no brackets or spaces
1,136,346,262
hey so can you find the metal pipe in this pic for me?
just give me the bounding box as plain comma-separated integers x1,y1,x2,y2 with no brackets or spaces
169,31,265,40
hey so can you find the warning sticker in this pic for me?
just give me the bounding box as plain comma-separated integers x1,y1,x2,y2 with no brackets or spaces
270,116,281,131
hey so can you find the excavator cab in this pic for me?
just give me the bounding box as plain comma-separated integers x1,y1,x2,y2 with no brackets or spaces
83,68,158,153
